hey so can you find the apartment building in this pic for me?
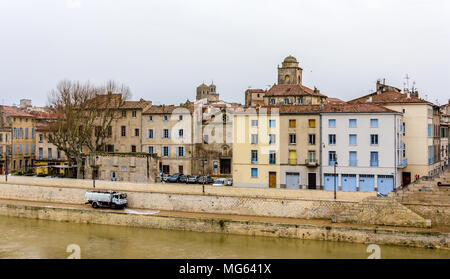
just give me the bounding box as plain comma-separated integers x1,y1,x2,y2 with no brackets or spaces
0,105,36,172
101,99,152,153
142,104,194,175
0,126,11,174
320,103,403,195
350,81,442,182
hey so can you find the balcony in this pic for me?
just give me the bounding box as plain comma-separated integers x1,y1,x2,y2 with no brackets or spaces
305,159,318,167
398,158,407,168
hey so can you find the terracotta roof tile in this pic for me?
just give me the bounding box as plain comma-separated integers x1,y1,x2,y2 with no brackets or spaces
233,103,397,114
265,84,327,97
0,106,34,117
349,91,430,104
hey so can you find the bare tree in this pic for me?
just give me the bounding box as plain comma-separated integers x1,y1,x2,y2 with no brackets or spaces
47,80,130,179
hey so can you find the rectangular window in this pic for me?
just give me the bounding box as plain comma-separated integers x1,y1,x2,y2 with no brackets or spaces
349,134,357,145
251,119,258,127
134,128,139,137
122,111,126,118
370,152,379,166
25,128,29,139
289,150,296,165
251,168,258,178
19,144,23,154
370,134,378,145
309,151,316,163
132,110,137,118
148,129,154,138
269,134,276,144
309,119,316,128
163,115,169,121
48,148,52,160
178,129,184,138
57,150,61,160
328,119,336,128
370,119,378,128
131,145,136,153
163,129,169,138
179,115,183,121
349,119,357,128
289,134,296,144
177,146,185,157
163,146,169,157
269,120,276,128
289,119,296,128
203,135,209,144
251,150,258,163
148,146,154,154
251,134,258,144
148,115,153,121
329,134,336,145
25,144,28,154
38,148,43,160
402,122,405,136
298,98,303,104
349,151,357,166
121,126,126,137
428,124,432,137
308,134,316,145
329,151,336,166
269,151,276,164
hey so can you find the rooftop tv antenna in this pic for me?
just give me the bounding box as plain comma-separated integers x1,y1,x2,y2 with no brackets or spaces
404,74,410,90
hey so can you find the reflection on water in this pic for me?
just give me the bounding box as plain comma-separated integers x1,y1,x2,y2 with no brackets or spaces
0,216,448,259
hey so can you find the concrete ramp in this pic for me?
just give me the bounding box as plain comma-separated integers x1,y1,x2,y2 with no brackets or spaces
336,196,431,228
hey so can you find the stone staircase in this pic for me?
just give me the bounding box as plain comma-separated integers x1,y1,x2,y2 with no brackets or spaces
336,196,431,228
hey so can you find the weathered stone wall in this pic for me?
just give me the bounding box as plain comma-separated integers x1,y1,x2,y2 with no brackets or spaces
337,197,431,228
0,176,375,202
0,182,357,219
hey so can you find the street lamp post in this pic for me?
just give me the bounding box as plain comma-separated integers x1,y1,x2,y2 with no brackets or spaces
334,161,338,200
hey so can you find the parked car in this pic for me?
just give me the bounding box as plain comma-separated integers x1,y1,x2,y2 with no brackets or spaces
197,176,214,184
225,178,233,186
186,175,198,184
167,173,181,183
179,175,188,183
213,179,225,186
161,173,169,183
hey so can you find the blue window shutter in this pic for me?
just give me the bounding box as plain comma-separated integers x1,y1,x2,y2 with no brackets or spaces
176,147,179,157
161,146,163,156
146,129,149,138
183,147,186,156
168,147,170,157
31,128,34,138
168,130,171,139
161,129,164,138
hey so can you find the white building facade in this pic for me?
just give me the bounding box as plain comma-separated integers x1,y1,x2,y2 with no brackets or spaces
320,111,403,195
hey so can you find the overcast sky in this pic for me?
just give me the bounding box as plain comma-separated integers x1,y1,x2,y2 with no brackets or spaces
0,0,449,107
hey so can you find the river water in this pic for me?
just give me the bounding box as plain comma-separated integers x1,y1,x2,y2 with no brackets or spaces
0,216,448,259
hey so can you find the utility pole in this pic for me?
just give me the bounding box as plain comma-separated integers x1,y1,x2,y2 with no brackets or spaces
334,160,338,200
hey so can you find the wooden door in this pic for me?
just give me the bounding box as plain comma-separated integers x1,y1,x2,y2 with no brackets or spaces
308,173,316,189
269,172,276,188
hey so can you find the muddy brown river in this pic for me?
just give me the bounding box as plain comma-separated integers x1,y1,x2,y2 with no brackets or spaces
0,215,448,259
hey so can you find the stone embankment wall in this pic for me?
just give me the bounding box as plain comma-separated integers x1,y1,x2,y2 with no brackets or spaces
0,176,375,220
337,197,431,228
391,175,450,226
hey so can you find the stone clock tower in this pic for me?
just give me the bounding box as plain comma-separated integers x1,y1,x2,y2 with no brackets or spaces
277,55,303,85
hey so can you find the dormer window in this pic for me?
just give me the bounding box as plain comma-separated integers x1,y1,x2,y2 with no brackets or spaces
298,98,303,104
284,98,289,104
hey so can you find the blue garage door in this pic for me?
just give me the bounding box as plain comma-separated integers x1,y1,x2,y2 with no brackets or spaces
324,174,338,191
341,174,357,191
377,175,394,195
286,172,300,189
359,174,375,192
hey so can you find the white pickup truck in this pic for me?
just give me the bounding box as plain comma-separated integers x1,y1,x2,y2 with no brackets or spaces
85,190,128,209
